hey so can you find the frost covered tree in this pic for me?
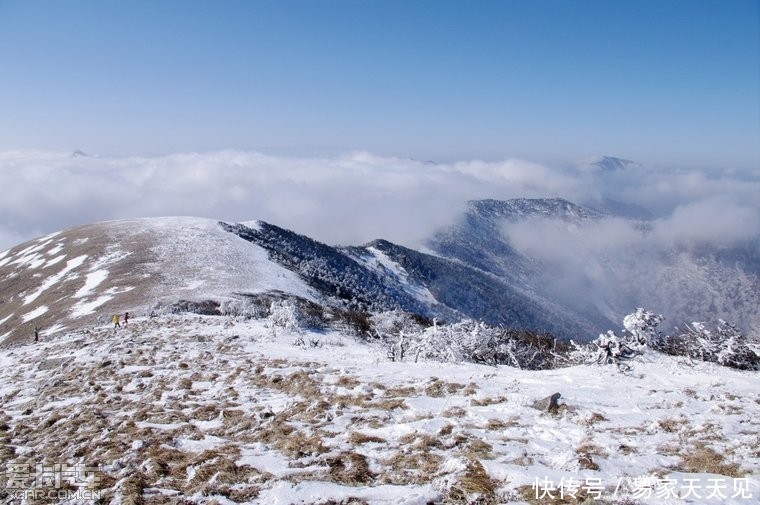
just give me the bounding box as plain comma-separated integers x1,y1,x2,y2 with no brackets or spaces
267,300,302,334
714,320,758,369
622,308,664,347
667,319,760,370
569,308,663,367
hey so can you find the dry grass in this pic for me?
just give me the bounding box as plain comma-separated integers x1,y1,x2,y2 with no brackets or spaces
335,375,361,388
442,406,467,418
380,452,444,485
438,424,454,436
121,471,148,505
582,412,608,426
510,453,533,466
658,417,687,433
462,382,479,396
443,459,498,505
326,452,376,485
571,440,607,471
470,396,508,407
384,385,417,398
485,417,519,430
367,398,407,411
674,443,745,477
465,439,495,459
618,444,637,455
577,453,600,471
575,443,608,458
276,430,329,458
348,431,386,445
424,378,465,397
192,404,221,421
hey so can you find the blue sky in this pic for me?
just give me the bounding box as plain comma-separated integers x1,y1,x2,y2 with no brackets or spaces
0,0,758,168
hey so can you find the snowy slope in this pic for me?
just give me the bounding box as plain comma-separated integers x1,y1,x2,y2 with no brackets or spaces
0,218,315,346
429,198,760,340
0,314,757,503
2,202,758,347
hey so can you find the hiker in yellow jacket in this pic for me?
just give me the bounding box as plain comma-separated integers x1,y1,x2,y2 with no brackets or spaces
113,314,121,328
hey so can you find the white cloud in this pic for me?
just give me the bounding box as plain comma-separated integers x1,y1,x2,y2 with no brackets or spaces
0,149,757,254
651,198,760,248
0,150,586,250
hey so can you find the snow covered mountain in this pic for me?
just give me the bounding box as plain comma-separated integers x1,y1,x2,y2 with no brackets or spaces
0,218,317,346
1,198,758,347
1,203,759,504
429,198,760,340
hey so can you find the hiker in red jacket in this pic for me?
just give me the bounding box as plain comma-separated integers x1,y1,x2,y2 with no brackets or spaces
124,312,129,326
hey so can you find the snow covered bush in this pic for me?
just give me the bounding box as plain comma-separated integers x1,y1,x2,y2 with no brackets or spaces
268,300,303,333
569,308,663,367
663,319,760,370
569,330,638,367
371,314,565,369
622,308,664,347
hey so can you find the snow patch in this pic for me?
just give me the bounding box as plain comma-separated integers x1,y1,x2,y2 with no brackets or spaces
42,323,66,336
44,254,66,267
46,243,64,256
364,247,439,304
23,255,88,305
21,305,48,322
75,269,109,298
71,295,114,317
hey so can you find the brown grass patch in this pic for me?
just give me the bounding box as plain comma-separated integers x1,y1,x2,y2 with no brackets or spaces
470,396,508,407
462,382,478,396
380,452,444,485
385,385,417,398
510,453,533,466
577,454,599,471
443,459,497,505
367,398,407,411
485,417,519,430
442,406,467,418
326,452,376,485
120,471,148,505
335,375,361,388
583,412,607,426
348,431,386,445
412,434,445,450
618,444,637,455
465,439,495,459
576,443,608,457
658,417,687,433
424,378,465,397
674,443,745,477
276,430,329,458
192,404,221,421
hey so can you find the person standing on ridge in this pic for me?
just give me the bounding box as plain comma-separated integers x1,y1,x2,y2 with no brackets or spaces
113,314,121,328
34,326,39,343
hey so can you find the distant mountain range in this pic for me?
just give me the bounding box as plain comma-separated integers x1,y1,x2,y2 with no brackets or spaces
1,198,758,346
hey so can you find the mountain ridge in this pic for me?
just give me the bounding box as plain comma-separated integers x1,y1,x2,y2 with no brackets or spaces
1,198,758,346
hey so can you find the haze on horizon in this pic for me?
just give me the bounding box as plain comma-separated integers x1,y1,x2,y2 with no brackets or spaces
0,0,758,250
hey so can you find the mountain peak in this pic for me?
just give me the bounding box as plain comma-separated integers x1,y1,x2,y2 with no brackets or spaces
580,155,640,172
466,198,604,221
